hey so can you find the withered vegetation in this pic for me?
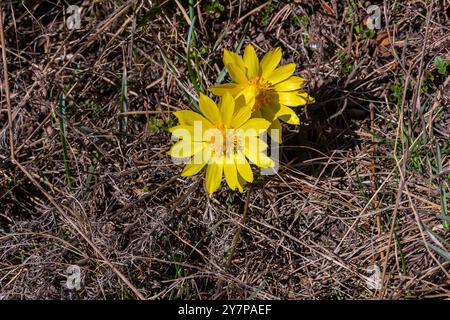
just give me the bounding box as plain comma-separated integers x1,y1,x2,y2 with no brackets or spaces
0,0,449,299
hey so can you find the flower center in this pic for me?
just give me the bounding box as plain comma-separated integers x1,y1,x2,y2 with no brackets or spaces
208,127,242,158
249,77,275,111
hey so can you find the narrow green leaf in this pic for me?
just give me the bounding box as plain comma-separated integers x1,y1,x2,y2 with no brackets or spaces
85,151,99,189
423,241,450,262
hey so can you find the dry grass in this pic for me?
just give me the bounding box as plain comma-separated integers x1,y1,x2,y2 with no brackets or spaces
0,0,449,299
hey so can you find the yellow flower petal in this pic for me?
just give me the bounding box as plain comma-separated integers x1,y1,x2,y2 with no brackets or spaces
168,139,204,158
189,145,212,168
234,94,250,112
243,135,266,154
256,153,275,168
236,172,246,192
276,105,300,125
260,47,282,78
169,125,194,138
268,118,282,144
273,76,304,92
236,179,243,192
239,118,270,135
223,49,246,72
245,136,268,152
231,100,252,129
243,44,259,78
224,157,239,191
219,92,235,127
267,63,296,85
238,86,257,110
199,93,222,126
208,83,242,96
244,145,274,168
300,92,315,104
181,160,207,176
278,92,310,106
226,62,248,85
235,151,253,182
205,157,224,195
173,110,214,129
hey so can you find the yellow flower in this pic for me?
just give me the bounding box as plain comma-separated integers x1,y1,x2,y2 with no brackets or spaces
168,92,274,195
209,44,314,142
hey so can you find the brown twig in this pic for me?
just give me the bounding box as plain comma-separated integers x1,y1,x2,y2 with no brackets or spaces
0,2,15,161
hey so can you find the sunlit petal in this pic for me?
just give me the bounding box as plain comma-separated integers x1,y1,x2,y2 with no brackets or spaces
223,49,246,71
276,105,300,125
226,63,248,84
273,76,304,91
181,161,207,176
168,139,204,158
235,151,253,182
209,83,242,96
260,47,282,78
267,63,296,85
268,118,282,144
224,157,239,191
220,92,235,127
243,44,259,78
173,110,214,129
199,93,222,125
239,118,270,134
278,92,309,107
244,145,274,168
231,102,252,129
205,157,224,195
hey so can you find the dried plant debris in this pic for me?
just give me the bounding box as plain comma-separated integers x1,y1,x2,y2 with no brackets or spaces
0,0,449,299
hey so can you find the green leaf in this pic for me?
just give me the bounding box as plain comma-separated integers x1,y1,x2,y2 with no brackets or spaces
425,242,450,262
434,56,450,75
147,116,164,133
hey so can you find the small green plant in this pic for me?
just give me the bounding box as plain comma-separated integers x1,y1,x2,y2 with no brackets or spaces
147,116,175,133
434,56,450,75
408,153,422,171
165,117,175,131
354,24,375,39
337,50,347,62
337,49,354,74
85,151,99,189
340,63,354,74
420,71,435,94
78,98,101,117
199,44,208,56
362,28,376,39
3,187,13,196
261,1,275,26
225,193,235,210
204,0,224,18
346,5,356,21
389,85,404,104
291,13,310,43
292,14,309,29
147,116,164,133
302,33,310,44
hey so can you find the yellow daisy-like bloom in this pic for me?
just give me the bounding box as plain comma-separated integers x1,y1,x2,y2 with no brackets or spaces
168,92,274,195
209,44,314,142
